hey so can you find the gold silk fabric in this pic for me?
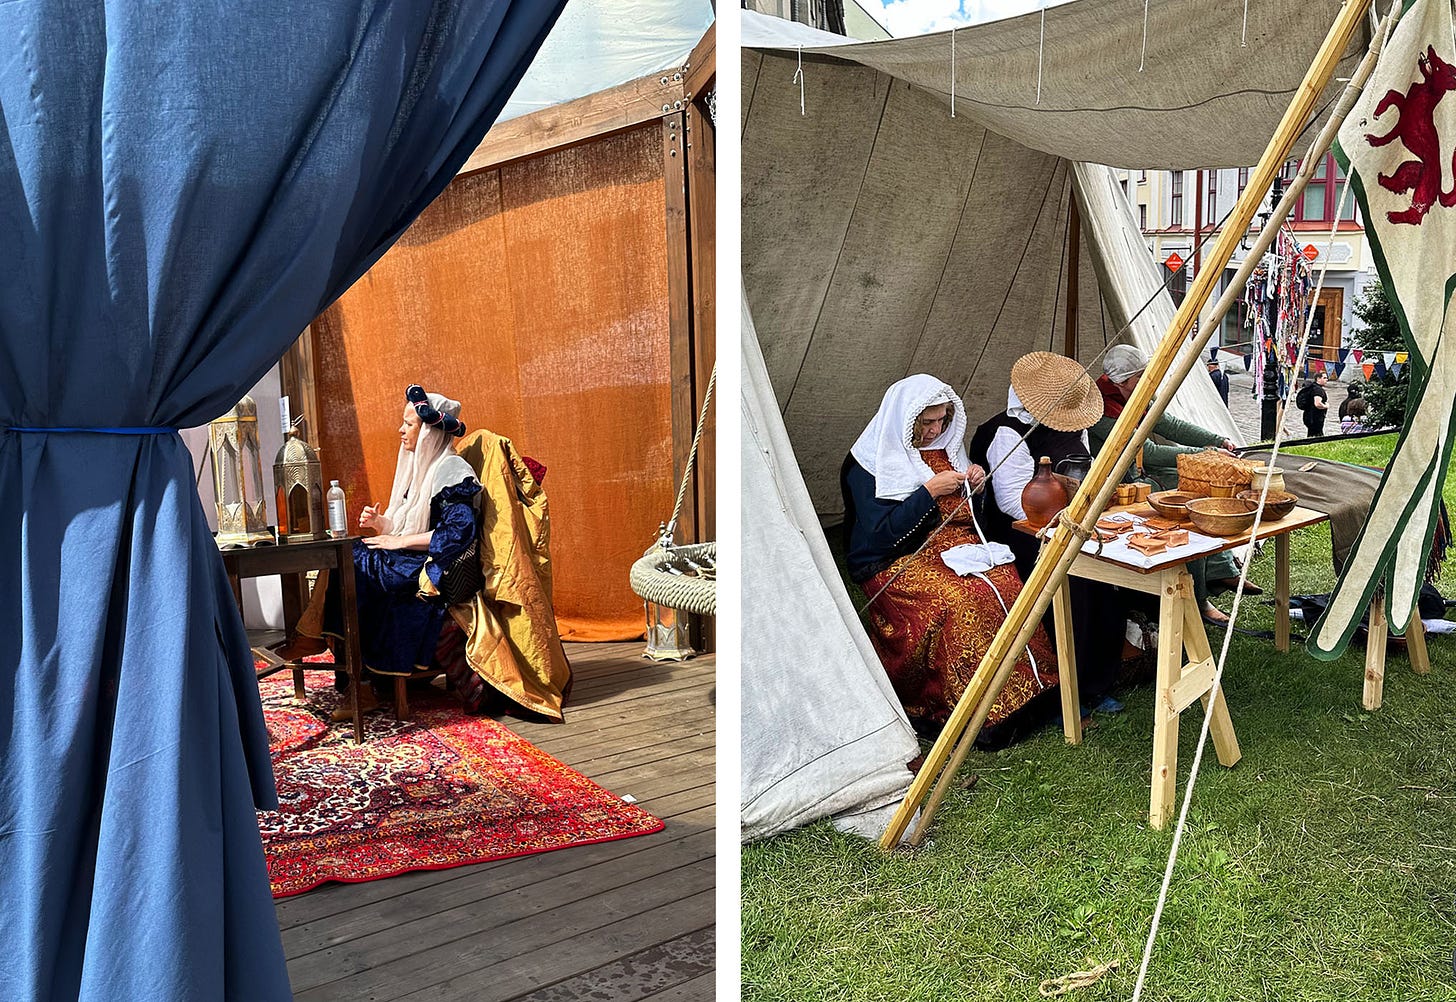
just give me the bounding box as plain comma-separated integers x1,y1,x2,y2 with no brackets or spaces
419,430,572,721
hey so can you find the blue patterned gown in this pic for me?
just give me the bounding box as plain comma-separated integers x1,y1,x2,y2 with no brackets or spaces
325,475,481,677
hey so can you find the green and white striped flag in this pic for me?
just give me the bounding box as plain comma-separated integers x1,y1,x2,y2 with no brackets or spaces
1313,0,1456,657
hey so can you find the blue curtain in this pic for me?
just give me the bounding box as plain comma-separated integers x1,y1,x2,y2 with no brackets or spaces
0,3,566,999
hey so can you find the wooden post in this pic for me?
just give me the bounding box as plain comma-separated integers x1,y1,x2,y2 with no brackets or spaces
1275,532,1291,652
878,0,1377,849
1149,569,1187,829
279,325,320,445
1364,589,1387,711
1406,610,1430,675
1064,195,1079,360
1052,581,1080,744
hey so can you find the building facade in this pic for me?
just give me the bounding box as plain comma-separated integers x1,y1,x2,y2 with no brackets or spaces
1117,162,1375,370
742,0,891,39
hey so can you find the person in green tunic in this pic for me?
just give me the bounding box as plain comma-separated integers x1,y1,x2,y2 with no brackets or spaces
1088,344,1262,621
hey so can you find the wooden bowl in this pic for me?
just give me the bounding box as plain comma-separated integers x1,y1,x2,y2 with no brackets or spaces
1147,490,1198,521
1186,497,1258,536
1237,489,1298,521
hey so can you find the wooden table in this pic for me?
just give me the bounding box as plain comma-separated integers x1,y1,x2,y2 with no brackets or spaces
220,534,365,744
1029,503,1328,829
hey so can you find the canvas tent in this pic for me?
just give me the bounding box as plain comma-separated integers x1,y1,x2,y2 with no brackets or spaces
740,1,1373,838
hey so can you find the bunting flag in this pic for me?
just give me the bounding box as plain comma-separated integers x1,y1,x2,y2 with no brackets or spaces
1363,361,1377,379
1353,348,1365,363
1243,352,1253,372
1335,346,1350,380
1312,0,1456,657
1394,361,1407,378
1373,357,1389,380
1384,350,1400,368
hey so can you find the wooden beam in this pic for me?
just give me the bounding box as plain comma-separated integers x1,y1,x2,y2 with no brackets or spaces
459,71,684,176
664,111,696,549
687,96,716,653
683,24,716,103
279,325,320,446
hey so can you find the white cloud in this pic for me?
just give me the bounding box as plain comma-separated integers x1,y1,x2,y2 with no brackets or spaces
856,0,1076,37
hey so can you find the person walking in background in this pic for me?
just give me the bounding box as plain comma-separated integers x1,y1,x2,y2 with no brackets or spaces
1297,371,1329,437
1207,348,1231,405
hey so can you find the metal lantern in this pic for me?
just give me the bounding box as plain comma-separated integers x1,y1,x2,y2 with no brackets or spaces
273,426,325,542
643,601,696,662
210,395,273,547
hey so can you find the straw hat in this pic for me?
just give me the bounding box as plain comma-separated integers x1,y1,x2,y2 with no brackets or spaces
1009,351,1103,432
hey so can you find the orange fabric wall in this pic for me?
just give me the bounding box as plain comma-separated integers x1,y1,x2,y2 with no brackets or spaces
312,124,673,641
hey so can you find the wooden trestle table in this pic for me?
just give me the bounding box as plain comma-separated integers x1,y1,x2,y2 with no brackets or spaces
1018,501,1425,829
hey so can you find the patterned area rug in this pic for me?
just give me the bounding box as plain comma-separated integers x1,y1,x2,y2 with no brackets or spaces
255,659,663,898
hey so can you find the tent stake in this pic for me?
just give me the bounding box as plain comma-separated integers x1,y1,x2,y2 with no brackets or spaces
878,0,1376,851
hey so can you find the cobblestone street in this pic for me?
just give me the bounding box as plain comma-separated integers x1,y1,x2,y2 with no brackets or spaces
1221,368,1353,445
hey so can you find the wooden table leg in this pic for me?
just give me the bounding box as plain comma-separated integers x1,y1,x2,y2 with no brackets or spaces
283,571,307,701
1150,569,1186,830
337,543,365,745
1406,607,1431,676
1274,533,1290,653
1180,597,1242,768
1051,581,1081,745
1364,589,1386,712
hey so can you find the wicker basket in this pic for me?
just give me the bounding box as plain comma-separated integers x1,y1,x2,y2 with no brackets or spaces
1176,450,1254,498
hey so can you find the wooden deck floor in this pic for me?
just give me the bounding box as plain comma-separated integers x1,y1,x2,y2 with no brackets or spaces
271,640,717,1001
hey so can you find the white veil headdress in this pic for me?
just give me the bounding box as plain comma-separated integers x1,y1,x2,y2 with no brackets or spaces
849,374,969,501
377,389,470,536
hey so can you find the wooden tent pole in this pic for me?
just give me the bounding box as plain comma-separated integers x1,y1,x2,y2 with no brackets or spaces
878,0,1375,850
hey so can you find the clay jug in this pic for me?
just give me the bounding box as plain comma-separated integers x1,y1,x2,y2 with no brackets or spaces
1021,456,1068,530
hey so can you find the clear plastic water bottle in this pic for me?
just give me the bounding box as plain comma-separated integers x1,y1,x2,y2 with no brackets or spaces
326,480,347,538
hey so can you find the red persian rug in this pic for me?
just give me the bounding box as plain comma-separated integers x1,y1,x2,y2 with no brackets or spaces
254,660,663,898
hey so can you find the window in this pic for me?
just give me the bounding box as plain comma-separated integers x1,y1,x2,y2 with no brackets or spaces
1292,153,1360,224
1302,156,1329,221
1139,203,1148,230
1237,167,1250,196
1206,172,1219,221
1121,178,1129,196
1139,169,1148,183
1170,171,1183,227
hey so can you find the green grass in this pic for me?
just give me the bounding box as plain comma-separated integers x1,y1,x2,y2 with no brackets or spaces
743,435,1456,1002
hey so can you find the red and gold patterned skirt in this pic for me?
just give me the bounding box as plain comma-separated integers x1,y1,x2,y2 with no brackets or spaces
863,523,1058,731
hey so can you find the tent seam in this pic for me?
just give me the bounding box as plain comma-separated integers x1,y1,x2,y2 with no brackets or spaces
902,129,986,379
783,77,894,412
960,157,1061,399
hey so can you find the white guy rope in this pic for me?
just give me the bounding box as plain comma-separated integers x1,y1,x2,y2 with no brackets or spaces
1243,0,1250,47
1129,119,1368,1002
793,45,805,116
951,28,957,118
1140,0,1151,71
1037,1,1047,104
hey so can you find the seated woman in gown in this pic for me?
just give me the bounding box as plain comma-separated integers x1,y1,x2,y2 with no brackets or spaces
841,374,1060,743
968,351,1128,715
318,384,483,717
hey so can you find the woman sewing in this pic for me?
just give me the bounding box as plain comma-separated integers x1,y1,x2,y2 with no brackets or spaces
841,374,1059,742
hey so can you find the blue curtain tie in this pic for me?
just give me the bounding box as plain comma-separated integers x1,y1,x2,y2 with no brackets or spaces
5,426,176,434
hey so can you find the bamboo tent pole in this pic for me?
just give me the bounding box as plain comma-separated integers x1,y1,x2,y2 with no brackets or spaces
878,0,1375,851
